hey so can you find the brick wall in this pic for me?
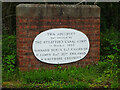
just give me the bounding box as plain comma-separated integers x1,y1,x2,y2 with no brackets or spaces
16,4,100,71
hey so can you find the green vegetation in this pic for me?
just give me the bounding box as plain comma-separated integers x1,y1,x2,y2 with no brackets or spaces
2,2,120,89
2,62,120,88
2,35,16,73
2,28,120,88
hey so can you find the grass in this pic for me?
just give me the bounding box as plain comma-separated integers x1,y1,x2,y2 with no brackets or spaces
2,27,120,88
2,63,120,88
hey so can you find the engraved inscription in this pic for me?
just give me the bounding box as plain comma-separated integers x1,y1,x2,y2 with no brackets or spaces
32,28,90,64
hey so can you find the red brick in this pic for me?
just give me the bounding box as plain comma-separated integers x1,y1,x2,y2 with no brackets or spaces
19,67,29,71
17,16,100,71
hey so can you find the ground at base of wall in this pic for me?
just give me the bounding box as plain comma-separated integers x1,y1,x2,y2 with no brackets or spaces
2,64,120,89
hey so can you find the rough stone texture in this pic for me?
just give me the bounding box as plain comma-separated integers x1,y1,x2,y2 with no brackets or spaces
16,4,100,17
16,4,100,71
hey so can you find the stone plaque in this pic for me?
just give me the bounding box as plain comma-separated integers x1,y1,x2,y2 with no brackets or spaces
32,28,90,64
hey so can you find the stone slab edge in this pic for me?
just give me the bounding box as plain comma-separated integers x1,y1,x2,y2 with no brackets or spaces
16,4,100,17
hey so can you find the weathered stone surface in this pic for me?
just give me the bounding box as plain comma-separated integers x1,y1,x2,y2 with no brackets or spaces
16,4,100,17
